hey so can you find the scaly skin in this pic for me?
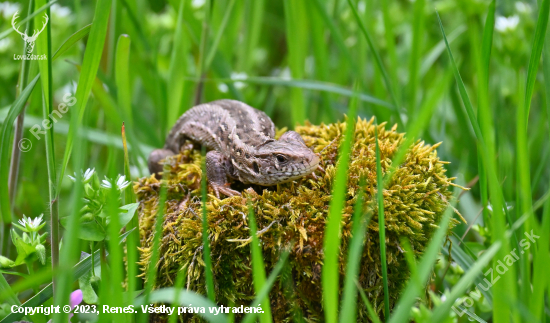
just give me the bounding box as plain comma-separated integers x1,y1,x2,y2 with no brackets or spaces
148,99,320,197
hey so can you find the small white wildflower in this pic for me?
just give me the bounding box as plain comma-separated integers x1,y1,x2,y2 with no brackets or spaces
17,214,44,232
101,177,112,189
515,2,531,13
230,72,248,89
218,83,229,93
0,2,22,20
101,175,130,191
50,4,71,18
191,0,205,8
116,175,130,190
68,168,95,182
280,67,292,81
0,38,11,53
495,15,520,33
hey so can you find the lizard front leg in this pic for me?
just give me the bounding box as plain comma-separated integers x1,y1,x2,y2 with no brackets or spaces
206,150,240,198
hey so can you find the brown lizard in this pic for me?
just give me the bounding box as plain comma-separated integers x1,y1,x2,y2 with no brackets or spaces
148,99,320,197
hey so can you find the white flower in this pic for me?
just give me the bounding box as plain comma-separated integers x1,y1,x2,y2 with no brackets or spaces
101,175,130,191
230,72,248,89
50,4,71,18
495,15,520,33
0,2,22,20
191,0,205,8
0,38,11,53
17,214,44,231
515,2,531,13
218,83,229,93
68,168,95,182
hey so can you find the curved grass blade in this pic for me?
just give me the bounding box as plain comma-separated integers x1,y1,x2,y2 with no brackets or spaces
322,85,358,323
241,250,290,323
388,194,457,323
0,75,40,224
167,0,188,127
375,121,390,320
356,281,382,323
347,0,402,124
339,182,373,323
57,0,112,191
431,241,501,321
247,204,273,323
435,11,517,322
52,24,91,60
524,0,550,121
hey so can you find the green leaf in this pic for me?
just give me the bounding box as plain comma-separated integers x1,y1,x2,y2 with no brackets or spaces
118,202,139,228
78,268,99,304
60,217,106,241
52,24,92,60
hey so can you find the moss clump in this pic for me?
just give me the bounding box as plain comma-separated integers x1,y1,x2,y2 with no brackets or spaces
135,117,460,322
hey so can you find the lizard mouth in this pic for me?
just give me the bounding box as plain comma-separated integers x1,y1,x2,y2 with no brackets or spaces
261,154,320,185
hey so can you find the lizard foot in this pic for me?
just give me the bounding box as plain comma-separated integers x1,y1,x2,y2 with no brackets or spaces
211,183,241,198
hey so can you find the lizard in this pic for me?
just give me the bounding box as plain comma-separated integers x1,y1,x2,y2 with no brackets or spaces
148,99,320,197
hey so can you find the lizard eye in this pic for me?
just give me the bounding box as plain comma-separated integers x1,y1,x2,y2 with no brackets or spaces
276,154,287,163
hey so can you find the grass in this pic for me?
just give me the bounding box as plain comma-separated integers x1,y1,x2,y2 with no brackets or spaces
1,0,550,322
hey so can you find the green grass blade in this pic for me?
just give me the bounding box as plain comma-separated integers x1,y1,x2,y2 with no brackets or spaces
0,75,39,224
374,121,390,320
241,250,290,323
356,281,382,323
420,25,466,77
388,196,456,323
283,0,307,125
34,0,58,284
201,147,215,302
407,0,425,116
436,11,517,322
198,76,394,110
476,0,496,250
431,241,501,321
53,103,86,322
347,0,403,126
168,268,188,323
339,182,372,323
524,0,550,121
205,0,236,72
248,204,273,323
167,0,188,127
322,86,358,323
141,171,169,323
52,24,91,60
57,0,112,190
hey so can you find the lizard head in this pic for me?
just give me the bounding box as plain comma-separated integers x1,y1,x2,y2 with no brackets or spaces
248,131,320,185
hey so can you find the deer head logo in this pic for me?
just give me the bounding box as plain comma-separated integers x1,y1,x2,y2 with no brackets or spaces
11,11,49,54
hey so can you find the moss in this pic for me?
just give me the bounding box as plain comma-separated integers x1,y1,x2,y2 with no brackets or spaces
135,117,461,322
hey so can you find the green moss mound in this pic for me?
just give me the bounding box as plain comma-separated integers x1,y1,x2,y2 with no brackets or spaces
135,118,460,322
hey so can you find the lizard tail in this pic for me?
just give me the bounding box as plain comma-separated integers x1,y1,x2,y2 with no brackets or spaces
148,148,176,176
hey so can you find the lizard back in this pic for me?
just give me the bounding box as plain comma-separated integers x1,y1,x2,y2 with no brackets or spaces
165,99,276,154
